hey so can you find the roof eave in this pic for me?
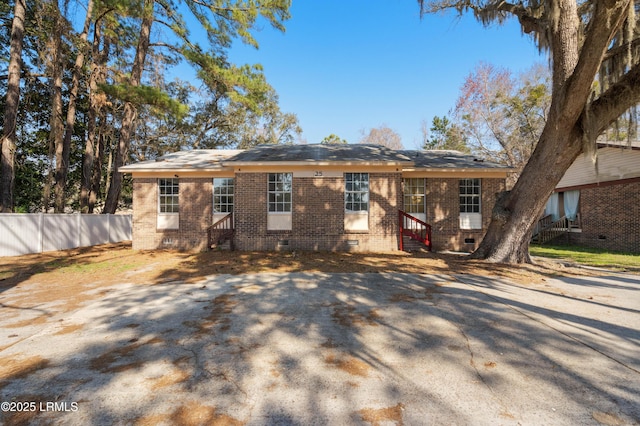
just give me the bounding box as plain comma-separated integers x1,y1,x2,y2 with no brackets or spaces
226,161,413,167
119,167,232,173
402,167,513,173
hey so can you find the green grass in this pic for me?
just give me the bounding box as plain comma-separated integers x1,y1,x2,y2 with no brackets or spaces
47,258,142,275
530,244,640,271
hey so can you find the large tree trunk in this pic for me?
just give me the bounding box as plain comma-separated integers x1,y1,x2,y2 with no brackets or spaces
471,127,583,263
42,139,55,211
64,0,93,212
471,0,632,263
0,0,26,213
80,110,97,213
89,132,106,213
45,4,66,213
81,8,107,213
103,0,154,214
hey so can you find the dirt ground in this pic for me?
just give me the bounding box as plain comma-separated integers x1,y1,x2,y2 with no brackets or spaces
1,243,638,425
0,242,598,319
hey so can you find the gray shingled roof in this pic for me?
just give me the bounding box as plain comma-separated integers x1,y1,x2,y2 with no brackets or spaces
119,149,241,172
226,143,413,164
399,150,510,169
119,145,512,172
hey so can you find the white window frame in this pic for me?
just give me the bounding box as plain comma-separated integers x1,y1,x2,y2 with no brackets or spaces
158,178,179,230
213,178,234,214
268,173,292,213
403,178,426,214
267,173,292,230
459,178,482,230
345,173,369,213
345,173,369,231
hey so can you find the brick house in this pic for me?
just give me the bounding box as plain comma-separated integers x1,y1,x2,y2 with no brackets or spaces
120,144,510,252
540,142,640,253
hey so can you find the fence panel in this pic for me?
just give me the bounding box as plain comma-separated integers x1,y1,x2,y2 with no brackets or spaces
0,214,42,256
109,215,133,243
42,214,79,252
79,215,110,247
0,214,132,257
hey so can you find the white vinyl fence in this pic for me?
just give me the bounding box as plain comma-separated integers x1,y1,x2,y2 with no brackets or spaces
0,213,132,257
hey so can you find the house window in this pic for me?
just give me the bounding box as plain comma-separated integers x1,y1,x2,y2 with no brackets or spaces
213,178,234,214
403,178,425,214
345,173,369,232
544,190,581,227
268,173,292,212
459,178,482,230
158,178,179,213
345,173,369,212
267,173,292,231
459,178,480,213
157,178,179,230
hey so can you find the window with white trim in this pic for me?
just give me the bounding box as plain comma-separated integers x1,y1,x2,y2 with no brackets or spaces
158,178,179,213
345,173,369,212
213,178,234,213
268,173,292,212
459,178,480,213
459,178,482,230
403,178,425,214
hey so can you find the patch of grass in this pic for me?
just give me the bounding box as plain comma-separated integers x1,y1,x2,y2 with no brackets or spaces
530,245,640,271
51,258,142,275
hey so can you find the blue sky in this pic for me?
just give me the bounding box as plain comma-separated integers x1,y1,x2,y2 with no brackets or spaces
226,0,547,148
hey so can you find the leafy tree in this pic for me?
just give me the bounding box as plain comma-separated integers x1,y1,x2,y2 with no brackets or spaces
81,9,119,213
103,0,157,214
2,0,293,214
418,0,640,263
321,134,348,144
421,116,469,152
126,78,301,157
102,0,293,213
2,74,52,213
359,125,403,149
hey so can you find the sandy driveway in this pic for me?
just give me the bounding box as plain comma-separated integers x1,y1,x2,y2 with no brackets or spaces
1,270,639,425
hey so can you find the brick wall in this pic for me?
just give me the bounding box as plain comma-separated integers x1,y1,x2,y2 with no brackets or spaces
292,176,344,250
234,172,402,251
177,178,213,251
132,175,506,253
131,178,157,250
425,178,505,252
568,181,640,253
234,173,269,250
131,178,212,251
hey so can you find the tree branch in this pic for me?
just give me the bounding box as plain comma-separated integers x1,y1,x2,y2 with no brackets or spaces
0,71,46,81
588,63,640,136
419,0,542,33
148,42,183,55
603,37,640,62
563,0,631,120
493,1,542,34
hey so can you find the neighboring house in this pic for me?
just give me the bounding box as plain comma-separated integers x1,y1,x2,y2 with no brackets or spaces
120,144,510,252
539,141,640,253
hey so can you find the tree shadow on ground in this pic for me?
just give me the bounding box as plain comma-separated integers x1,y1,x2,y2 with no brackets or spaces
0,243,143,293
152,248,594,286
0,255,638,425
